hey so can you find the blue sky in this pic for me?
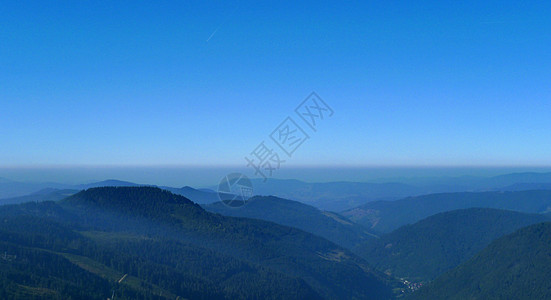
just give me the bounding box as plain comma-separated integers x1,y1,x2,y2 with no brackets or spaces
1,1,550,167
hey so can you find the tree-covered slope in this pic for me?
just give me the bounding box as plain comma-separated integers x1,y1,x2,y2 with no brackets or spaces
0,240,112,300
411,222,551,300
204,196,377,249
343,190,551,234
356,208,549,282
0,187,397,299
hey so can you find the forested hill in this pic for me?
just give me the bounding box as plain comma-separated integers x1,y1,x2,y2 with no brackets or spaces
0,187,397,299
411,222,551,300
356,208,549,282
343,190,551,234
204,196,377,249
63,186,209,222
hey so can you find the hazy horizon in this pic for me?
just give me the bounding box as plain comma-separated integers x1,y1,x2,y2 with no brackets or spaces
2,165,551,187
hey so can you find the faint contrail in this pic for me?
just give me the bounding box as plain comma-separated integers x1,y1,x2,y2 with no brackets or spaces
205,3,240,43
206,26,221,42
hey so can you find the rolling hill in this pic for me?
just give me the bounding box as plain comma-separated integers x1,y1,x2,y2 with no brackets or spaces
240,172,551,211
356,208,549,282
5,171,551,209
343,190,551,234
162,186,221,204
0,188,78,206
0,180,223,206
244,179,421,211
76,179,142,189
204,196,378,249
411,222,551,299
0,179,72,199
0,187,397,299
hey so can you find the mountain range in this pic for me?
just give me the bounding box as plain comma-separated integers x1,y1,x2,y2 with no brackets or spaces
6,171,551,211
343,190,551,234
204,196,378,249
3,179,551,298
0,186,398,299
0,188,79,206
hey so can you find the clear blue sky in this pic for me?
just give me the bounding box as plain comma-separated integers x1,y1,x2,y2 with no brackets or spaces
1,1,550,167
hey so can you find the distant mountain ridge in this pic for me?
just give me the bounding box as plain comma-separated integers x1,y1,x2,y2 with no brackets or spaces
162,186,221,204
76,179,142,189
0,188,79,206
204,196,378,249
212,172,551,211
5,171,551,210
343,190,551,234
0,179,224,206
498,182,551,191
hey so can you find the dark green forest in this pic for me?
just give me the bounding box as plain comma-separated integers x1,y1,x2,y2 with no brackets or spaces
356,208,549,282
3,186,551,299
411,222,551,299
0,187,397,299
